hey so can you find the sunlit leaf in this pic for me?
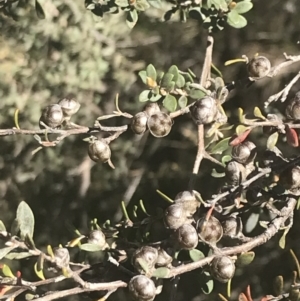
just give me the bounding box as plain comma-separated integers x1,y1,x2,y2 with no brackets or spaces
34,262,45,280
0,221,6,232
152,267,170,278
236,252,255,267
245,211,260,233
233,1,253,14
267,131,279,150
227,11,247,28
253,107,266,120
178,95,187,108
2,264,15,278
189,249,205,262
80,243,103,252
16,201,35,240
0,247,15,260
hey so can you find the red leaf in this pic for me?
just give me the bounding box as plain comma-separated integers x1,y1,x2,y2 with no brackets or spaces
229,129,251,146
246,285,253,301
286,126,299,147
238,293,248,301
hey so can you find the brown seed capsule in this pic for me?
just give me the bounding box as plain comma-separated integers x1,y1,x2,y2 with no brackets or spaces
175,224,198,250
131,246,158,274
190,96,218,125
88,229,106,249
221,216,243,238
39,104,64,129
247,56,271,79
197,216,223,244
174,191,200,216
57,97,80,119
147,112,172,137
128,275,156,301
210,256,235,283
164,204,189,230
131,112,148,135
279,166,300,191
225,160,247,185
286,92,300,120
54,247,70,267
88,139,111,163
231,141,257,165
143,103,160,117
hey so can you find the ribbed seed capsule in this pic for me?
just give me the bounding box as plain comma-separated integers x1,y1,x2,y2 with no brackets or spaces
57,97,80,119
128,275,156,301
131,246,158,274
88,229,106,249
88,139,111,163
39,104,64,129
164,204,189,230
147,112,172,137
197,216,223,244
221,216,243,238
131,112,148,135
190,96,218,125
210,256,235,283
174,190,200,216
231,141,257,165
54,247,70,267
285,92,300,120
247,56,271,79
225,160,247,185
175,224,198,250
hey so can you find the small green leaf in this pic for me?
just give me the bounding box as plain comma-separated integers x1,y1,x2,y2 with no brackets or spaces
233,1,253,14
163,94,177,112
0,220,6,232
126,9,138,28
161,73,174,88
279,228,290,249
152,267,170,278
139,70,148,84
178,96,187,108
16,201,35,240
221,155,232,165
210,137,231,155
25,293,35,300
149,93,161,102
227,11,247,28
236,124,249,135
5,252,32,260
267,131,279,150
189,249,205,262
273,275,284,297
253,107,266,120
168,65,179,82
80,243,104,252
2,264,15,278
0,247,15,260
175,74,185,88
236,252,255,267
35,0,45,19
201,271,214,294
146,64,157,81
189,89,206,99
245,212,260,233
139,90,151,102
136,258,149,273
34,262,45,280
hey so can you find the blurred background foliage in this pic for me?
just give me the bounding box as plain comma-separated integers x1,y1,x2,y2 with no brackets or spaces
1,0,300,300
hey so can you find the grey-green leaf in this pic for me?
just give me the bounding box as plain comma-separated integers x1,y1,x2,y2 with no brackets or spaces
178,96,187,108
161,73,174,88
139,90,151,102
245,212,259,233
163,94,177,112
227,11,247,28
210,137,231,154
0,247,15,260
80,243,103,252
175,74,185,88
189,249,205,262
189,89,206,99
152,267,170,278
267,131,279,150
139,70,148,84
16,201,35,240
236,251,255,267
146,64,157,81
168,65,179,82
5,252,33,260
233,1,253,14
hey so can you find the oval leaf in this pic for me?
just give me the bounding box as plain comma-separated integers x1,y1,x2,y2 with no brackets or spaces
163,94,177,112
189,249,205,262
16,201,35,240
210,137,231,154
273,275,283,297
0,220,6,232
152,267,170,278
227,11,247,28
236,252,255,267
245,212,259,233
146,64,157,81
178,95,187,108
233,1,253,14
80,243,103,252
0,247,15,260
229,129,251,146
176,74,185,88
253,107,266,120
139,90,151,102
2,264,15,278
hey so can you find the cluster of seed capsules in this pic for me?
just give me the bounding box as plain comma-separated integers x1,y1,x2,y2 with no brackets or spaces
127,191,240,301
